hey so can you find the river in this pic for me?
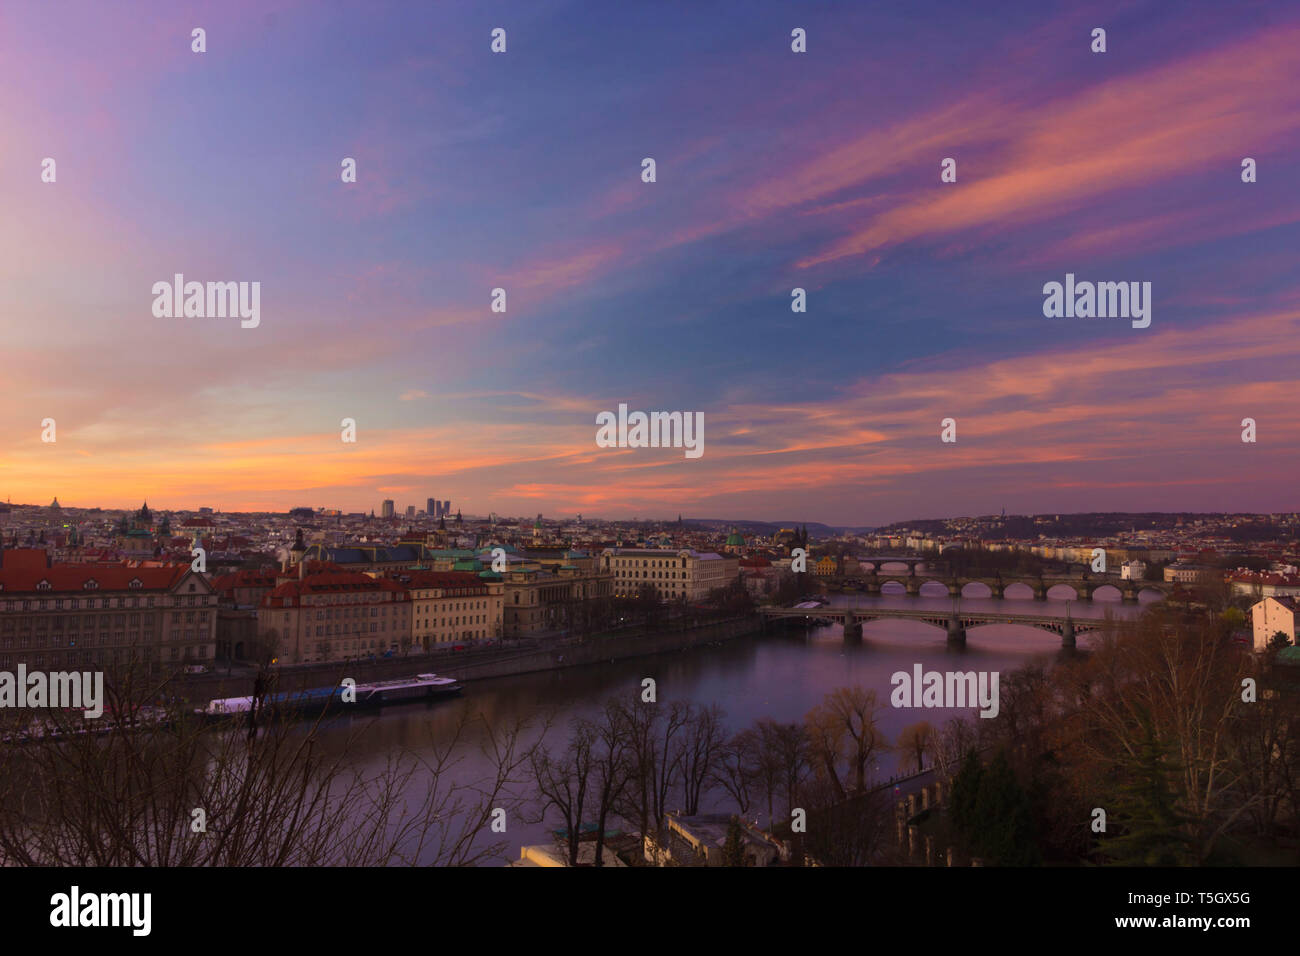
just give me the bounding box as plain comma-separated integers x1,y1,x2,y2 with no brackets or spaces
306,578,1157,864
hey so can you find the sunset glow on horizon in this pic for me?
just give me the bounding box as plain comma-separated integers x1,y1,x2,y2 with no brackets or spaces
3,0,1298,523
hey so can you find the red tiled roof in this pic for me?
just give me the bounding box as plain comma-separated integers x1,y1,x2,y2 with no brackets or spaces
261,572,409,607
0,562,189,594
389,569,490,591
0,549,51,572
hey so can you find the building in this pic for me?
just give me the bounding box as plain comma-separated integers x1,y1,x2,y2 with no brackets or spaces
599,548,740,601
1251,596,1297,651
1120,560,1148,581
1230,571,1300,599
1163,563,1218,585
209,568,282,661
300,543,428,572
381,499,395,519
502,563,614,637
257,567,411,664
0,548,217,674
646,813,788,867
814,555,838,577
387,569,504,648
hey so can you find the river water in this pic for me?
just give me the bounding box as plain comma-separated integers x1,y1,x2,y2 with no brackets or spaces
308,577,1157,864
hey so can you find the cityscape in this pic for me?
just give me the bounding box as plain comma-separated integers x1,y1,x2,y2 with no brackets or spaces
2,0,1297,938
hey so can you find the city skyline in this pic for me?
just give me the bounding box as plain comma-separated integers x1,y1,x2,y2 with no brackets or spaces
3,0,1298,525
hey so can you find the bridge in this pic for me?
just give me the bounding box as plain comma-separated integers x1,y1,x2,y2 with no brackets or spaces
758,604,1114,648
829,569,1172,603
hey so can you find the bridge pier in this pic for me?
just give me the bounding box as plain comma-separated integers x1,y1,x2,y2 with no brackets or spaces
1033,582,1048,601
946,615,967,647
1122,586,1139,604
947,581,961,598
990,581,1004,599
843,618,862,640
1061,619,1076,648
906,578,921,596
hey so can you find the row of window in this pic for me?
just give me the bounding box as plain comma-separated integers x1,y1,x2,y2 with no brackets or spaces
1,594,212,612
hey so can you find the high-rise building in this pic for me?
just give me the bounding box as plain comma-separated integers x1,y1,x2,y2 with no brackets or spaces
443,500,451,517
381,499,395,519
406,505,416,519
426,497,436,516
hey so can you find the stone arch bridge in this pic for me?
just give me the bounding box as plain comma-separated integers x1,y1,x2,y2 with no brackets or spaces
836,569,1170,604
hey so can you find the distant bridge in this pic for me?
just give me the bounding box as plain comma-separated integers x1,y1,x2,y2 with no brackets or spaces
758,604,1116,647
828,569,1171,603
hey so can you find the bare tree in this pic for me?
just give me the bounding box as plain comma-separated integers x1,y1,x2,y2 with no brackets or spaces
530,721,595,867
805,686,889,795
676,703,727,815
0,664,534,866
897,721,934,775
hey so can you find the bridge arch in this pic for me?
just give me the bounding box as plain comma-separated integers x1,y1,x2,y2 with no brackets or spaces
1046,583,1082,601
1001,581,1035,601
961,581,993,599
1089,583,1123,603
1136,587,1167,603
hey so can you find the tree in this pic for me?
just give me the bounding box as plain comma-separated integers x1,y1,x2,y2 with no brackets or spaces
614,699,688,849
714,729,759,816
1101,715,1196,866
1269,630,1293,650
969,749,1040,865
676,703,727,815
804,687,888,795
0,663,533,866
949,749,983,838
722,815,747,866
530,722,595,867
897,721,934,774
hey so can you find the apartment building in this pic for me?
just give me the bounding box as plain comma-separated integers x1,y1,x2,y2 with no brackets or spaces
0,548,217,673
258,568,411,664
599,548,740,601
387,569,504,647
501,565,613,637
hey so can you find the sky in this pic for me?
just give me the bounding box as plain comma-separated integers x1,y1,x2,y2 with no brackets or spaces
1,0,1298,526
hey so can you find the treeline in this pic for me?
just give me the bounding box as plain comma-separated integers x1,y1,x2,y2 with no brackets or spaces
531,686,927,866
932,604,1300,865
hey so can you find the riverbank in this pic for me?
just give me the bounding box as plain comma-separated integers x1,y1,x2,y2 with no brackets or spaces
172,614,765,706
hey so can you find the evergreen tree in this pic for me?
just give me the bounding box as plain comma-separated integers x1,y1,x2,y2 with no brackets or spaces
1102,715,1196,866
722,815,747,866
971,749,1040,865
949,748,983,837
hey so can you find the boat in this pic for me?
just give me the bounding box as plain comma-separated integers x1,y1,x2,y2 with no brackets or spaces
200,673,462,719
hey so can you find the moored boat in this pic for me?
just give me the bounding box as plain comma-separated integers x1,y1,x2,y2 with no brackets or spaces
200,672,462,720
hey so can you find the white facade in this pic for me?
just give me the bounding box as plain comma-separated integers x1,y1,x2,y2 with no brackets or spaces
600,548,740,601
1120,560,1147,581
1250,597,1297,651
